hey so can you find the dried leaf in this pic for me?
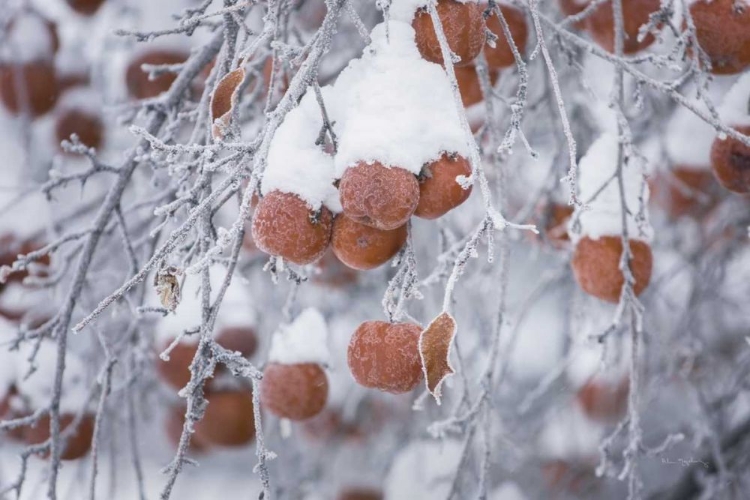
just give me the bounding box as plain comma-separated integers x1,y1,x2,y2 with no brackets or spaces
210,67,245,140
155,266,182,312
419,312,456,404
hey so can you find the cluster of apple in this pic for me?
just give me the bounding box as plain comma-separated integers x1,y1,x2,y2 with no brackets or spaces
524,0,750,305
246,4,513,396
159,327,258,451
0,1,238,157
251,152,474,271
409,0,529,110
558,0,750,72
0,7,106,152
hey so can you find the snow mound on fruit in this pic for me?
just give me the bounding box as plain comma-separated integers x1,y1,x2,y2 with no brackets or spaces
56,86,103,116
263,89,340,212
155,266,257,345
665,104,715,170
268,307,330,365
263,20,470,205
332,21,469,176
7,13,56,63
718,73,750,127
572,134,653,243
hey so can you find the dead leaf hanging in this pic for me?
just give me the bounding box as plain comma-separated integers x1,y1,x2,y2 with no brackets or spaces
210,67,245,140
154,266,182,312
419,311,457,405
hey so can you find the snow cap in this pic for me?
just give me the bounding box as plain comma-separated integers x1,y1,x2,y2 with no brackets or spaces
7,12,57,64
332,21,470,177
572,133,653,243
262,89,340,212
718,73,750,127
268,307,330,365
665,105,715,170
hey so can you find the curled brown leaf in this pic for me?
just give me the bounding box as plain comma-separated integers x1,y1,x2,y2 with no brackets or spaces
210,67,245,140
419,311,456,404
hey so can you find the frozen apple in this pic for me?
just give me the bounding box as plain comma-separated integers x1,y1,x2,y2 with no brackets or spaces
24,413,96,460
571,236,653,303
339,162,420,230
331,214,407,271
484,4,529,70
414,153,473,219
689,0,750,75
651,167,720,218
126,49,188,100
347,321,423,394
710,126,750,194
586,0,661,54
260,363,329,420
251,190,333,265
412,0,485,66
193,390,255,446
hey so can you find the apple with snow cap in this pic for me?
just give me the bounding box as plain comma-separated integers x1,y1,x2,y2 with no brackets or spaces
260,308,330,420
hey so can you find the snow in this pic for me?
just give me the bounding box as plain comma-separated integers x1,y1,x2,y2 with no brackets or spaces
384,439,464,500
0,283,50,319
264,20,471,208
332,21,470,177
718,72,750,127
56,85,103,116
389,0,479,23
508,294,565,381
6,12,56,64
538,405,603,460
490,482,527,500
567,336,630,388
16,341,89,413
154,266,257,344
665,105,715,170
0,145,53,241
572,133,653,243
268,307,330,365
0,319,18,396
54,45,90,79
262,89,341,212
